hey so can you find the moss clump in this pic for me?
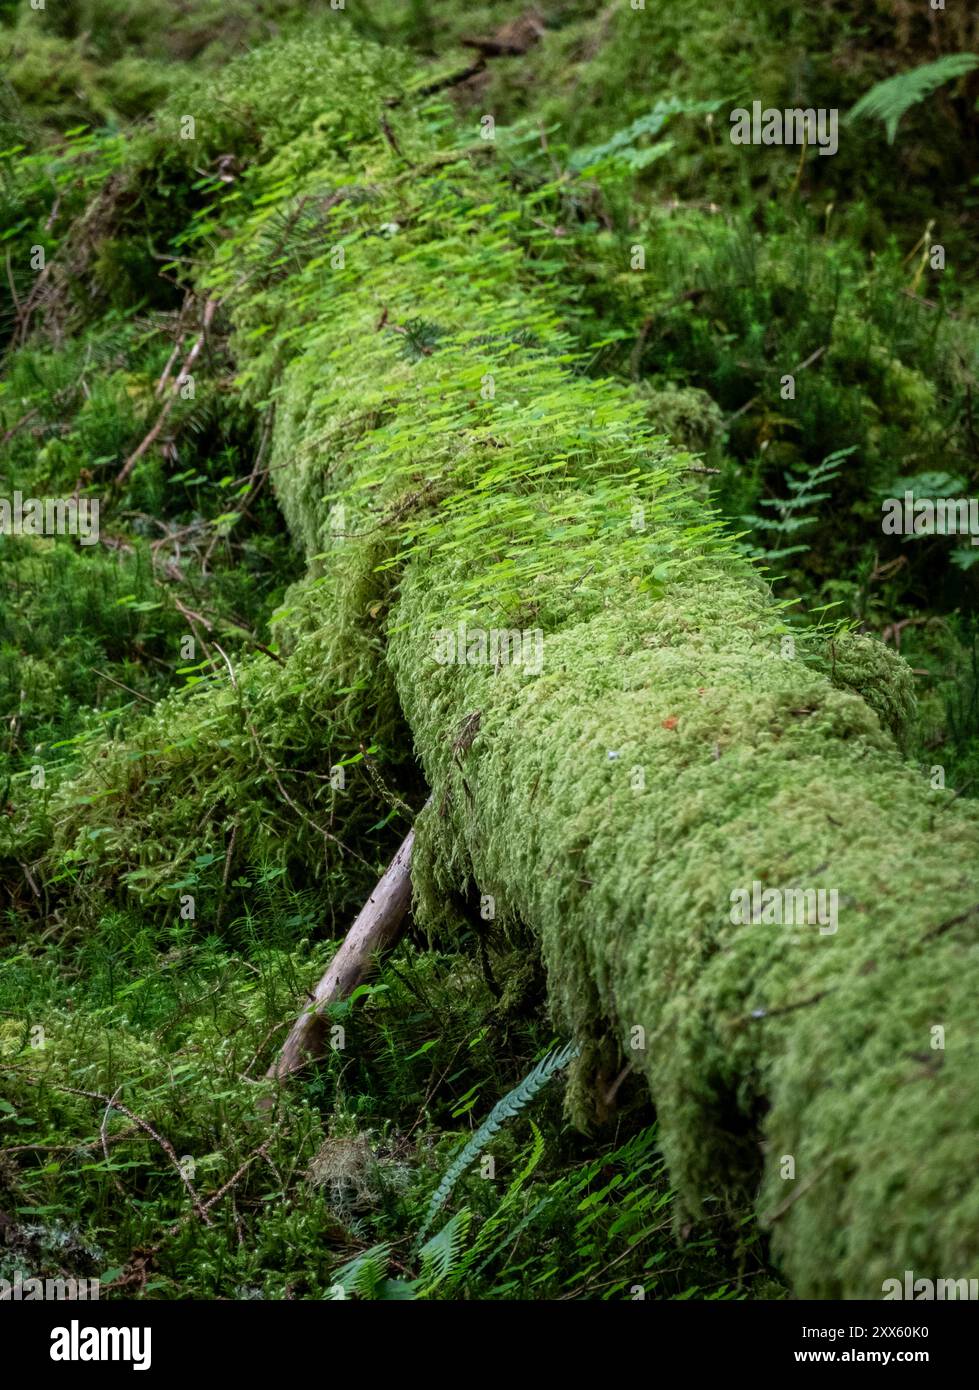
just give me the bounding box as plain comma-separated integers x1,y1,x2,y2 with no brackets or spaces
814,628,918,753
635,383,725,461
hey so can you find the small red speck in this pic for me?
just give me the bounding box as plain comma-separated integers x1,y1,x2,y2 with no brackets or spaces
662,716,678,730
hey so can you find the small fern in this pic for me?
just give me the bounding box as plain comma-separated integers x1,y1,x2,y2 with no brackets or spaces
741,446,856,564
448,1119,548,1284
326,1212,473,1300
327,1242,395,1300
570,99,722,171
416,1041,578,1243
416,1209,472,1293
849,54,978,143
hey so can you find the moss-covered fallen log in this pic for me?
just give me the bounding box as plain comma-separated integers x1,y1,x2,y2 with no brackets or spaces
21,29,979,1297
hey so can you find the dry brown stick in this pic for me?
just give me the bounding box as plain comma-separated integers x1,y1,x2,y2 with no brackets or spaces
100,1086,128,1198
4,248,23,321
406,57,486,98
116,298,218,484
24,1079,213,1224
97,1123,286,1287
265,815,422,1087
725,344,827,425
155,332,187,398
1,1124,139,1157
240,1017,295,1080
116,374,177,483
0,406,39,448
155,290,194,396
90,666,155,706
171,595,213,636
12,259,52,349
198,1131,280,1216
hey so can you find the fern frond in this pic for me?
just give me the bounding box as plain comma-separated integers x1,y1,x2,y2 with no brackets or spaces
416,1041,578,1243
466,1193,557,1284
744,446,855,562
417,1208,472,1292
455,1119,548,1277
515,1116,546,1188
849,55,978,142
328,1242,393,1299
571,99,722,170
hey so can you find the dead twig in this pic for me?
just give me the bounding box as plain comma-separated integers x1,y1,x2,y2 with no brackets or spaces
90,667,154,706
264,810,425,1090
23,1078,213,1225
725,345,826,425
0,407,40,448
116,298,218,485
100,1087,128,1198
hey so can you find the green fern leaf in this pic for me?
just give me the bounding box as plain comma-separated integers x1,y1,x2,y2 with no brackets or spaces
570,99,722,170
329,1242,393,1299
849,54,978,142
417,1208,472,1291
416,1041,578,1243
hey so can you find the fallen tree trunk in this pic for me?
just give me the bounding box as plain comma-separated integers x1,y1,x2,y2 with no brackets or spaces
206,74,979,1298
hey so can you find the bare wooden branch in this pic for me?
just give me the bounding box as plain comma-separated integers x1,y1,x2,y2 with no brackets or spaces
266,820,419,1086
116,298,218,484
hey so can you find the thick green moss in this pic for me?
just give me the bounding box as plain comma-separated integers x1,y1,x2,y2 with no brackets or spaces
392,570,979,1295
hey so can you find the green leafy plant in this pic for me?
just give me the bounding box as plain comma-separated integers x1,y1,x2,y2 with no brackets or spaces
849,54,978,142
416,1041,578,1243
569,99,722,172
740,446,856,565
